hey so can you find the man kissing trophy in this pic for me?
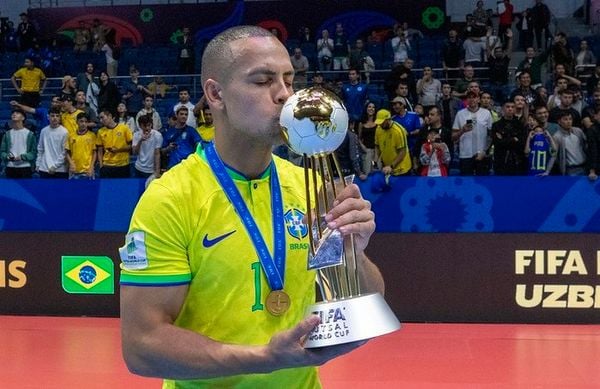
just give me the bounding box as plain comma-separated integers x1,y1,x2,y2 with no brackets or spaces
280,86,400,347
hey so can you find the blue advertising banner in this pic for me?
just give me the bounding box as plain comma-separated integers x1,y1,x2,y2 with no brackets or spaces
0,176,599,233
0,179,145,232
356,176,600,233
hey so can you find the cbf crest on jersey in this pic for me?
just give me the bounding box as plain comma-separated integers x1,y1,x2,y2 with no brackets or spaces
284,209,308,240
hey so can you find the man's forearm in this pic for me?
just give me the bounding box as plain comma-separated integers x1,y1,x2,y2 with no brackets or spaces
123,322,273,380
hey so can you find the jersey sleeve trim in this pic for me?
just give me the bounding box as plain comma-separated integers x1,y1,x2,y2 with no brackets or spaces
119,273,191,285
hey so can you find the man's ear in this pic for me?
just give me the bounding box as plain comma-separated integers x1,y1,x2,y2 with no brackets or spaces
204,80,223,105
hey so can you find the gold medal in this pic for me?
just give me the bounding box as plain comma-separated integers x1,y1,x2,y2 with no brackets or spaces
266,290,290,316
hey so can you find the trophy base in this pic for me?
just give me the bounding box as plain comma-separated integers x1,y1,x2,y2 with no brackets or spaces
303,293,401,348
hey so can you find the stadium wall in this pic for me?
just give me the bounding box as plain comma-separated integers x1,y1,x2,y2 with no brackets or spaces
0,176,599,323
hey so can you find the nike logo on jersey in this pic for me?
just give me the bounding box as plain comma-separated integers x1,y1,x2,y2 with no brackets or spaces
202,230,236,248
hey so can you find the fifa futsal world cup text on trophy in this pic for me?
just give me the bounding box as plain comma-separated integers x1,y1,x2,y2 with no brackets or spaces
280,86,401,348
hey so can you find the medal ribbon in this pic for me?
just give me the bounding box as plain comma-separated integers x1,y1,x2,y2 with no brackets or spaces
205,142,286,291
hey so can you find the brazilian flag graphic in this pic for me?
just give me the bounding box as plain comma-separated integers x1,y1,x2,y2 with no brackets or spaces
61,256,114,294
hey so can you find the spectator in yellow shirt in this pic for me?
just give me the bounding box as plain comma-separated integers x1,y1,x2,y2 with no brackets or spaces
96,109,133,178
66,112,97,179
11,56,47,108
196,106,215,144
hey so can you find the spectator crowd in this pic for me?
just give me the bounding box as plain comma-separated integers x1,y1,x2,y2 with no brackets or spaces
1,0,600,181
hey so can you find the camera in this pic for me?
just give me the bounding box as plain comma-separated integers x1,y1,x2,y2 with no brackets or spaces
466,119,473,125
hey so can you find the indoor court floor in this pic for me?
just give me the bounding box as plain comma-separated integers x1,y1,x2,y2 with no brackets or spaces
1,315,600,388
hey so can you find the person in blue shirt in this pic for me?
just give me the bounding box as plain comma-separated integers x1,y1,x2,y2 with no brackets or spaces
390,96,421,159
9,96,62,135
161,106,202,170
340,68,368,130
524,122,556,176
122,66,151,116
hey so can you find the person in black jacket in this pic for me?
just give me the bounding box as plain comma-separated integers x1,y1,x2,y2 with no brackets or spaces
492,100,526,175
97,71,120,117
177,26,195,74
587,106,600,180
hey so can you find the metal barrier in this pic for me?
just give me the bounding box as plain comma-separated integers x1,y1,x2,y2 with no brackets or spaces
0,67,504,106
0,74,204,102
2,64,595,106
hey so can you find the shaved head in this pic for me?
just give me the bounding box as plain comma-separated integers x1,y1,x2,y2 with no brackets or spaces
201,25,275,86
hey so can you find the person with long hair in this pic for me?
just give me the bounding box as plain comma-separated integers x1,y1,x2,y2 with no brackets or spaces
358,102,377,174
116,102,136,131
98,71,120,116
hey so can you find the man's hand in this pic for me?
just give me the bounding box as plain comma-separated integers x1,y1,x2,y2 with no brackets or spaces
381,165,392,175
324,183,375,253
265,315,364,370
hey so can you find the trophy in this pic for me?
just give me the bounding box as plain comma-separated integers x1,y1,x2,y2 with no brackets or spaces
280,86,401,348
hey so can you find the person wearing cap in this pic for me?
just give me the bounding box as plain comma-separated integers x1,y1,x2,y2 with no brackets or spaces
390,95,421,164
0,108,37,178
374,109,412,176
452,90,493,175
11,56,47,108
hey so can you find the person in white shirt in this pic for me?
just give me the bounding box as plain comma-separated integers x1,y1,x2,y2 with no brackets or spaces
316,29,334,71
136,95,162,132
36,108,69,178
173,88,197,128
452,90,493,175
463,35,486,69
132,114,163,178
0,108,37,178
391,29,411,65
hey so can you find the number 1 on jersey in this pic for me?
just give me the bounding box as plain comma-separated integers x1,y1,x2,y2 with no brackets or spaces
251,262,264,311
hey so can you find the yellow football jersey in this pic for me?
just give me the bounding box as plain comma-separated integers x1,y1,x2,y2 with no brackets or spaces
375,122,412,175
61,109,83,137
65,131,97,173
196,124,215,142
120,148,320,388
96,123,133,167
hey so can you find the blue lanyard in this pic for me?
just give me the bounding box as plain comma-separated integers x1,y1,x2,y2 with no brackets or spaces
205,142,286,291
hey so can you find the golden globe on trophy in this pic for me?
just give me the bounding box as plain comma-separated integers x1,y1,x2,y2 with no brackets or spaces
280,86,401,348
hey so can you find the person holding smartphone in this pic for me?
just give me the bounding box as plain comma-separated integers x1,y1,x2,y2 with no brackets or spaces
451,90,493,175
